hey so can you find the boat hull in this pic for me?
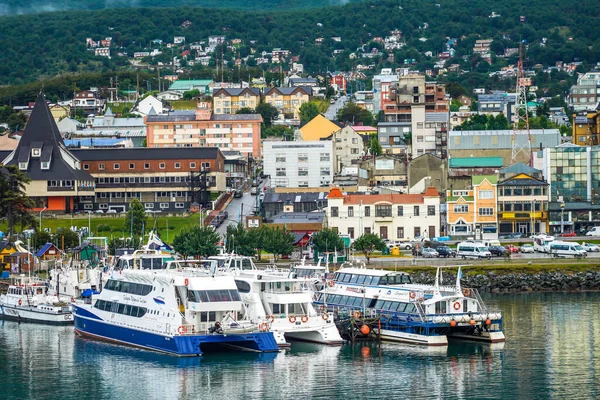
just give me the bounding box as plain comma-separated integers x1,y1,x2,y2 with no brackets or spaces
73,306,279,357
380,329,448,346
0,305,73,325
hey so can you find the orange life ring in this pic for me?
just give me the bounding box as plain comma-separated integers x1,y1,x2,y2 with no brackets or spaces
409,291,416,299
327,280,335,287
453,302,461,310
301,315,308,323
322,313,329,320
71,297,75,303
267,315,275,323
18,299,22,306
462,288,471,297
177,325,187,334
288,315,297,323
184,278,189,286
259,322,268,332
353,311,361,319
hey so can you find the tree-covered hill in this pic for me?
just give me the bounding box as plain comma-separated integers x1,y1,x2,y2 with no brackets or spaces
0,0,360,16
0,0,598,88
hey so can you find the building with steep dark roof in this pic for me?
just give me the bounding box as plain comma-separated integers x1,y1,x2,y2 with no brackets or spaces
1,92,95,212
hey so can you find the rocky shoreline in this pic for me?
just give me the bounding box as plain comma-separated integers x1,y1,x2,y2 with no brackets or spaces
410,270,600,293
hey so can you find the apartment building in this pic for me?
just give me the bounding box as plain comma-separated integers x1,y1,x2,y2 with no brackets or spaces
331,126,365,173
145,103,262,157
263,140,333,188
263,87,311,121
326,187,441,240
568,70,600,112
212,88,260,114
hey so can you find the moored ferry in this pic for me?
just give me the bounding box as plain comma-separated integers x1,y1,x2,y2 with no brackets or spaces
314,266,505,346
72,267,279,356
0,275,73,325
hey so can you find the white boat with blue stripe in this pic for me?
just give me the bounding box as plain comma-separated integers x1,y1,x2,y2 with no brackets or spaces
72,267,279,356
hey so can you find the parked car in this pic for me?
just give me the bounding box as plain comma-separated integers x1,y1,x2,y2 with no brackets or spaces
421,248,439,258
505,245,519,253
436,246,456,258
581,243,600,252
94,210,104,214
210,219,221,229
234,189,243,198
585,226,600,236
488,246,509,257
250,187,258,195
218,211,228,222
106,209,118,214
520,244,535,253
385,240,412,250
561,231,577,237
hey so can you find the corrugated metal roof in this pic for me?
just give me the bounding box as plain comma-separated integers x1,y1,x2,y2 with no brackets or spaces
425,112,449,122
169,80,213,91
449,129,560,150
500,162,541,175
449,157,503,168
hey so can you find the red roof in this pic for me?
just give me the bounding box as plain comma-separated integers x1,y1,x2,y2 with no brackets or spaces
327,188,344,199
423,186,440,197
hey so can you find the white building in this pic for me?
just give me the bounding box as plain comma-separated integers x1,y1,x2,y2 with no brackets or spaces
411,109,449,158
325,187,441,240
263,140,333,188
331,126,365,174
134,95,164,116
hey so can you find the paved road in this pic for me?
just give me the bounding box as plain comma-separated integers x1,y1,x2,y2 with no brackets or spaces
215,178,270,237
324,95,347,121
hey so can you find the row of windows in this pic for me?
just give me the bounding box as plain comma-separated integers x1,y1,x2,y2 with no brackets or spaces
374,300,417,314
88,162,210,171
94,300,148,318
314,293,368,308
346,226,423,240
104,279,153,296
97,176,190,184
500,188,546,196
499,203,543,212
331,205,434,218
187,290,241,303
275,167,330,177
334,273,412,285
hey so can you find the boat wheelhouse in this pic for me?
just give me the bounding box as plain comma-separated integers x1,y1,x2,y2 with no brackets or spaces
72,267,278,356
0,275,73,325
113,250,176,270
314,266,504,346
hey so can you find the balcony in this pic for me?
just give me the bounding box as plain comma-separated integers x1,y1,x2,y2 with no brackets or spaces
47,186,75,192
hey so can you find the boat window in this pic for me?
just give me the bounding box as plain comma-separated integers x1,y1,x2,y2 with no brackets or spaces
357,275,366,284
117,303,125,314
341,296,352,306
363,276,373,285
349,274,359,284
188,290,241,302
405,304,416,314
374,300,384,309
352,297,363,307
435,301,447,314
367,299,377,308
401,275,412,284
272,304,282,314
397,303,407,313
235,280,251,293
379,276,388,285
371,277,380,285
463,300,468,312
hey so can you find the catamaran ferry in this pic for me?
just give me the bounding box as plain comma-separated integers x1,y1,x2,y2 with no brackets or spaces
314,266,505,346
72,267,279,356
207,254,344,347
0,275,73,325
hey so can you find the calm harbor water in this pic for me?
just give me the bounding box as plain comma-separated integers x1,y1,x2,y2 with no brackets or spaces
0,292,599,400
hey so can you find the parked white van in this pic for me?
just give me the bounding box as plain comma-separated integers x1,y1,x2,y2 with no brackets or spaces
585,227,600,236
483,240,501,248
533,234,555,253
457,241,492,259
549,241,587,258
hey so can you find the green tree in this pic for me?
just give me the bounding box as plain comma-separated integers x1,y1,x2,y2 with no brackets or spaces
369,134,382,156
54,228,81,250
124,198,147,237
0,165,35,237
236,107,255,114
32,231,52,250
183,89,200,100
247,225,267,261
107,237,141,256
299,101,320,125
353,233,386,264
262,125,293,139
262,226,294,262
255,102,279,127
325,87,335,99
173,226,220,258
337,101,373,125
311,228,344,254
225,223,256,257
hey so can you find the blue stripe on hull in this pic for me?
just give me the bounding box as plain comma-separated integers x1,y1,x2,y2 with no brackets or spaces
73,310,279,356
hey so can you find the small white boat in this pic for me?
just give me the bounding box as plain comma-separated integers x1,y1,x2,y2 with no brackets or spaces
0,275,73,325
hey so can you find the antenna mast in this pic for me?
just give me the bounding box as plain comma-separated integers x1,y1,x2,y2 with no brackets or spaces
511,45,533,166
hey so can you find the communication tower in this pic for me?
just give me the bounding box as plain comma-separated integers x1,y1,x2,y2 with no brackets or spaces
511,46,533,166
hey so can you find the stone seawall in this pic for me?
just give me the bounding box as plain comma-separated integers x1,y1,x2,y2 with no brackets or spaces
410,270,600,292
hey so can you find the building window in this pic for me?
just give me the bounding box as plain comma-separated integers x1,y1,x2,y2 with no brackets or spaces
331,207,339,217
397,227,404,239
83,164,89,170
160,203,169,209
375,205,392,217
113,163,120,170
453,204,469,213
479,208,494,216
159,163,166,169
175,163,181,169
414,206,420,216
414,227,421,238
298,167,308,176
320,167,330,176
365,227,371,234
276,156,286,163
364,206,371,217
190,162,196,169
397,206,403,216
298,181,309,188
348,227,355,239
298,154,308,162
428,205,436,216
143,163,149,169
99,163,105,170
175,203,185,209
320,153,330,162
348,206,354,217
478,190,493,199
276,168,286,177
129,163,135,169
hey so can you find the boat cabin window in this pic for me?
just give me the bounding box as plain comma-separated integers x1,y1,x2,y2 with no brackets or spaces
104,279,153,296
116,259,131,270
379,276,388,285
239,258,254,270
94,299,147,317
188,290,241,303
139,257,171,270
434,301,447,314
375,300,414,313
234,280,251,293
288,303,306,315
200,311,217,322
356,275,366,284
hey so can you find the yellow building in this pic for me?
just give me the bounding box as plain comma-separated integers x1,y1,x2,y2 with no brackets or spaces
572,111,600,146
263,87,311,121
50,104,70,122
212,88,261,114
446,188,475,237
298,114,340,141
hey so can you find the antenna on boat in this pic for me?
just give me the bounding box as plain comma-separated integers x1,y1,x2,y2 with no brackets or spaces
455,266,463,295
432,267,441,298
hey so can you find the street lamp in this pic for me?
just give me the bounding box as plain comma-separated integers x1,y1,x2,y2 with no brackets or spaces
560,203,565,234
87,211,92,238
39,207,47,232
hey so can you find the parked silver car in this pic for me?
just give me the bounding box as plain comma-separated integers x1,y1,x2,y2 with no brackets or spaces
421,248,439,258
